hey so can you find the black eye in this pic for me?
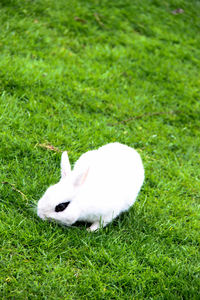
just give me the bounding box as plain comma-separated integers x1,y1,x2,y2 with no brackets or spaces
55,202,70,212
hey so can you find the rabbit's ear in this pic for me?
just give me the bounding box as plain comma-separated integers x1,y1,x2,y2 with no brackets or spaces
61,151,71,179
73,168,89,187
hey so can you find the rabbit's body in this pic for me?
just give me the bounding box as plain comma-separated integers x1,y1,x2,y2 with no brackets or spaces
37,143,144,231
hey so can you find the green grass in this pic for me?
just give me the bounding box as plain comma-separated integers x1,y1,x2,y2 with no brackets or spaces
0,0,200,298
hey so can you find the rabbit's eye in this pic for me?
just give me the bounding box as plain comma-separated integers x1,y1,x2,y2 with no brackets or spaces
55,201,70,212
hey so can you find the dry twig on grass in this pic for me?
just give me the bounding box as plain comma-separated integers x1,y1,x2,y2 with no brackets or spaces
36,143,61,153
94,13,105,27
2,181,28,201
108,110,182,126
74,16,87,24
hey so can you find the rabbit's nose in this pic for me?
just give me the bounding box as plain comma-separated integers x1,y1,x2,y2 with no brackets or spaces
37,211,46,220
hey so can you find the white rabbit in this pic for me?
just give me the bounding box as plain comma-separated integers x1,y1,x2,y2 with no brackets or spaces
37,143,145,231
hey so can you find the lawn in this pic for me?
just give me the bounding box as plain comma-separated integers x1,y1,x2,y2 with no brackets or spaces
0,0,200,299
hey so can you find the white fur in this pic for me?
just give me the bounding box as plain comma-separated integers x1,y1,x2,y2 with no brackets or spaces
37,143,145,231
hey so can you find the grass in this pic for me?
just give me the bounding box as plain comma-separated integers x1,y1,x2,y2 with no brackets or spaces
0,0,200,298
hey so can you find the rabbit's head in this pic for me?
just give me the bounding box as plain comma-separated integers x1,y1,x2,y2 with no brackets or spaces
37,151,88,226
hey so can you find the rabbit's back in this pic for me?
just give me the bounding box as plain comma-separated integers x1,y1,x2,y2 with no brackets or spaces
87,143,144,188
75,143,144,219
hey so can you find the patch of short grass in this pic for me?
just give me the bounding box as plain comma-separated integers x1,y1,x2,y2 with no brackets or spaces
0,0,200,299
